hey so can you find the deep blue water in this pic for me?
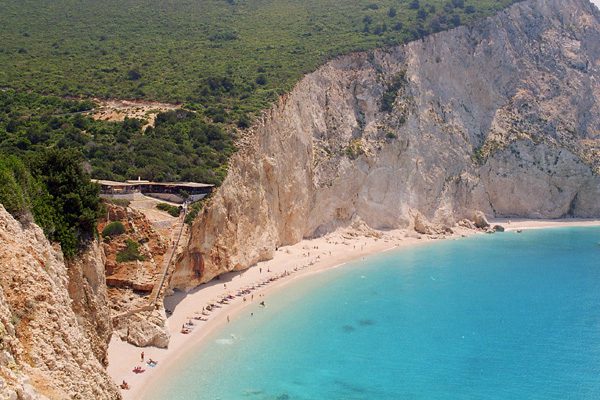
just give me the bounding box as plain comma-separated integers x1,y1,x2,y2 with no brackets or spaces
147,227,600,400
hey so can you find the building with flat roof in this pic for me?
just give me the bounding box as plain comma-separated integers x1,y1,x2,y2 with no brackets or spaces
92,179,213,203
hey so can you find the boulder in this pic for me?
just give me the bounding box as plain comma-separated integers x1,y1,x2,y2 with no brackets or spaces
472,211,490,229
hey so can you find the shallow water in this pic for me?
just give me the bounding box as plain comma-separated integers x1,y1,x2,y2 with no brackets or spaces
147,227,600,400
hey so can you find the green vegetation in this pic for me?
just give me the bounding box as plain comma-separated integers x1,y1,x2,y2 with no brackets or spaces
381,70,407,112
102,221,126,237
156,203,181,217
345,139,365,160
0,91,235,184
0,0,520,123
103,198,131,208
116,238,145,263
184,198,209,225
0,149,102,256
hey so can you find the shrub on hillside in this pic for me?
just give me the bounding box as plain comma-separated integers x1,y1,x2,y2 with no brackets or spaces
102,221,125,237
116,239,145,263
104,198,131,207
156,202,181,217
0,149,101,256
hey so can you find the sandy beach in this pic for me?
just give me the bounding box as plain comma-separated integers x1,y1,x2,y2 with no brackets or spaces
490,217,600,231
107,218,600,399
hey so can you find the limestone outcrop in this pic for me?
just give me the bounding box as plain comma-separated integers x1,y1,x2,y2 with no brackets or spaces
0,206,120,399
174,0,600,289
65,241,113,366
113,310,170,349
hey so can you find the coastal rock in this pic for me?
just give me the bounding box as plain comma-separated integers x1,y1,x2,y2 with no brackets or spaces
493,225,506,232
472,211,490,230
0,206,120,399
412,211,445,235
458,219,476,230
173,0,600,289
114,310,170,349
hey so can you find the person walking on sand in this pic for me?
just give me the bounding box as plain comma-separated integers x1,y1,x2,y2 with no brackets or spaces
227,315,230,323
140,351,144,362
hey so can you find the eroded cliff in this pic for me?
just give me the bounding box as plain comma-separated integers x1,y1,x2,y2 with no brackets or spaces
173,0,600,288
0,206,120,399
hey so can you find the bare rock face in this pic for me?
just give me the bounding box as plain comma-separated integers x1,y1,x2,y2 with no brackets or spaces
173,0,600,289
65,241,113,366
411,211,447,235
113,310,170,349
0,206,120,399
471,211,490,230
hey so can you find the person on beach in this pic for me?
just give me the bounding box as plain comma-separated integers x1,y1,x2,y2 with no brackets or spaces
121,380,130,390
227,315,230,323
260,301,265,307
140,351,144,362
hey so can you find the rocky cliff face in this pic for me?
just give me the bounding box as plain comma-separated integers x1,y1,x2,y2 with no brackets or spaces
0,206,120,399
173,0,600,289
65,241,113,367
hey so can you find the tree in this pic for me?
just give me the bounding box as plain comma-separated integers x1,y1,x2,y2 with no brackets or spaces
29,148,101,255
255,75,267,85
127,69,142,81
450,14,461,27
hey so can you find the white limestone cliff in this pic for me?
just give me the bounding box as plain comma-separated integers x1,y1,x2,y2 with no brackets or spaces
173,0,600,289
0,206,120,399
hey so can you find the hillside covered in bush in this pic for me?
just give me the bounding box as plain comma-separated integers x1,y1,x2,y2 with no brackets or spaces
1,0,520,124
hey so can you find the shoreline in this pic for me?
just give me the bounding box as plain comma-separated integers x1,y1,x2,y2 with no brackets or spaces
107,218,600,399
490,217,600,231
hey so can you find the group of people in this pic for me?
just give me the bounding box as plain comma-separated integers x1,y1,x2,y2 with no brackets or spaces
178,267,311,335
122,351,159,390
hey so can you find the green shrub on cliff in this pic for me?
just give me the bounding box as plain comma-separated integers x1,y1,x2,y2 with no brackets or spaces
102,221,126,237
156,203,181,217
0,149,101,256
184,197,209,225
0,155,34,218
116,239,145,263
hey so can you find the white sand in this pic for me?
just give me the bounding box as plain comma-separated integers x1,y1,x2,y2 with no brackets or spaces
107,218,600,399
490,217,600,231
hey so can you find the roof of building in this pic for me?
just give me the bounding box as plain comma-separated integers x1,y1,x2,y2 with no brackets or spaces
92,179,214,188
143,182,214,188
92,179,134,187
125,179,151,184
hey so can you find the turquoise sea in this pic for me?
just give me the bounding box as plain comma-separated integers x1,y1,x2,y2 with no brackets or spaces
147,227,600,400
